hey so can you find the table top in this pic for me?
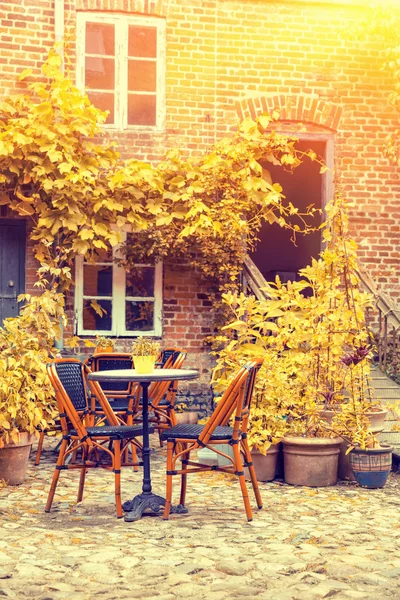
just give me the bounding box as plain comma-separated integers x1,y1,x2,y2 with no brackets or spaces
88,368,200,383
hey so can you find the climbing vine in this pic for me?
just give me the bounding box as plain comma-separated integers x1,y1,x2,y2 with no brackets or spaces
0,49,320,305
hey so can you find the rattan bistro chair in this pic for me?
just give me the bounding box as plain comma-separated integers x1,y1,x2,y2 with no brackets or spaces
161,359,263,521
45,359,151,518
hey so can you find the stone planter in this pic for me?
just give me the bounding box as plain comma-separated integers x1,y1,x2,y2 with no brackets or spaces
244,444,280,482
216,443,235,466
282,436,342,487
320,408,388,481
174,411,198,425
0,432,35,485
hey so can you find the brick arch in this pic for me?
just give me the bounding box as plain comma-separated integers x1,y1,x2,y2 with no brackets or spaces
75,0,169,16
236,94,343,132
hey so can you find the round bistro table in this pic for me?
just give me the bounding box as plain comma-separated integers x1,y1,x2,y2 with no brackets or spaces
87,368,199,522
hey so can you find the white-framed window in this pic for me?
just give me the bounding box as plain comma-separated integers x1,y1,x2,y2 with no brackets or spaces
76,12,166,130
75,240,162,337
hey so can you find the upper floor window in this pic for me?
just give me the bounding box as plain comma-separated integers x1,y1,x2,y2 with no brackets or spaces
75,237,162,337
76,12,166,130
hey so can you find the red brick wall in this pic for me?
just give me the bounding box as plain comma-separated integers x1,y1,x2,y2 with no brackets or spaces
1,0,400,407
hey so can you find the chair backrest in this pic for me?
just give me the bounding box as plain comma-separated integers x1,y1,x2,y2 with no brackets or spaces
47,359,120,441
149,350,187,408
47,359,92,441
88,353,134,397
158,348,178,367
198,359,263,446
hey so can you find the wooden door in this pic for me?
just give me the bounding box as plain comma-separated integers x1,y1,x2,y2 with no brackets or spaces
0,220,26,324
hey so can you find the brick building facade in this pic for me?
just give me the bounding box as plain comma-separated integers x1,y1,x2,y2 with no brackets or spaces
0,0,399,410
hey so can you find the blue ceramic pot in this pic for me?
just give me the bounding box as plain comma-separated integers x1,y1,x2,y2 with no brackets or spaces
349,444,392,489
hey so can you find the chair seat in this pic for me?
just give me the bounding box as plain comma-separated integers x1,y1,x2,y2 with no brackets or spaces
95,399,131,412
160,424,234,442
68,425,153,440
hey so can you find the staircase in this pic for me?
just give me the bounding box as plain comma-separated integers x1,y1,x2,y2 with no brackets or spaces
242,256,270,300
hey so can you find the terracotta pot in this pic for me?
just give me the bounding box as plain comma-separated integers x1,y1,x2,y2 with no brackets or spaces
244,443,280,482
95,347,114,354
282,436,342,487
320,408,389,481
0,432,35,485
174,411,198,425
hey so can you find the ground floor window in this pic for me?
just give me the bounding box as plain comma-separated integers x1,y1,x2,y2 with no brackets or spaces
74,241,162,337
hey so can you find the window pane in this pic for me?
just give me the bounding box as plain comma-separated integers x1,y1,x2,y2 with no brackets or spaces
128,26,157,58
128,94,156,126
126,301,154,331
83,299,112,331
126,267,155,297
86,22,115,56
83,265,112,296
85,57,115,90
128,60,156,92
87,91,115,124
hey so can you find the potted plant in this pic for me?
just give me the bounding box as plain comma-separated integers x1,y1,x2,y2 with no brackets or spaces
0,290,64,484
94,336,116,353
131,337,160,374
325,347,393,487
212,294,290,482
213,195,394,486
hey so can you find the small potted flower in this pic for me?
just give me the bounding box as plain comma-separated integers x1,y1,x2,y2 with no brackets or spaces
94,336,115,353
132,337,160,374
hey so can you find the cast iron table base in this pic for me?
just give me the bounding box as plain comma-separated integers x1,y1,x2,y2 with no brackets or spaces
87,369,199,522
122,494,188,521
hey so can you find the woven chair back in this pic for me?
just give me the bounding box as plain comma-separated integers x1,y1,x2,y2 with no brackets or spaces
88,353,134,395
158,348,179,367
47,359,121,442
47,359,91,442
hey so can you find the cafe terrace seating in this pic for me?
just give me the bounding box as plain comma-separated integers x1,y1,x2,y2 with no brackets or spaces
45,358,152,518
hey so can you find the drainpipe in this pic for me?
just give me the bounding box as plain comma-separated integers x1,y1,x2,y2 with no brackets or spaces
54,0,65,351
54,0,65,74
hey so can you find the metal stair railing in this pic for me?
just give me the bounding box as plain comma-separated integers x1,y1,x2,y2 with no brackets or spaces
358,269,400,373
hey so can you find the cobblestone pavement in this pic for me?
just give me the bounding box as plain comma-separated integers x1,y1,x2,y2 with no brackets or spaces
1,439,400,600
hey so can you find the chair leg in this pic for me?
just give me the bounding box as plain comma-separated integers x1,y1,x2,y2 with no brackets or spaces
45,439,68,513
34,431,45,466
158,427,164,448
114,441,123,518
242,440,263,509
179,444,189,506
163,441,174,520
77,446,87,503
232,443,253,522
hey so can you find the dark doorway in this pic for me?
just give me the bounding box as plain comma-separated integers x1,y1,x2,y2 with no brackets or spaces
251,140,325,283
0,220,26,325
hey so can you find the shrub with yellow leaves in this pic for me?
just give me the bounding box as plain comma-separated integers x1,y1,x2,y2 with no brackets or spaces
0,290,66,447
212,196,385,451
